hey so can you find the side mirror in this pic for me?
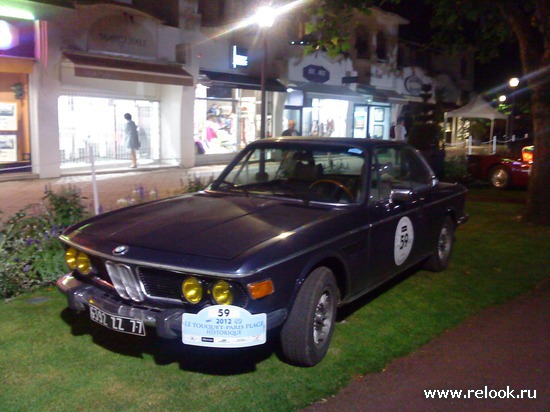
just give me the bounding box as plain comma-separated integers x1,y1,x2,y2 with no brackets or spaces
390,189,413,203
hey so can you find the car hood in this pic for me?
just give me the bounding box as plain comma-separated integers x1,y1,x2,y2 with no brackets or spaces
65,193,331,260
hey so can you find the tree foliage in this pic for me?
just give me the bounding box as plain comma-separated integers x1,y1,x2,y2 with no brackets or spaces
307,0,550,224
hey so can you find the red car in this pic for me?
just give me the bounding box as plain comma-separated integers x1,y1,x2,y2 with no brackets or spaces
467,146,533,189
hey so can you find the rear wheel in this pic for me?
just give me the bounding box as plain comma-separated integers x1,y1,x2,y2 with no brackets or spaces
280,266,339,367
423,216,455,272
489,166,511,189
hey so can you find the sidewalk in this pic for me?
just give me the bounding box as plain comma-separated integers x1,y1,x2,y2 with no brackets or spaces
0,165,226,219
304,280,549,411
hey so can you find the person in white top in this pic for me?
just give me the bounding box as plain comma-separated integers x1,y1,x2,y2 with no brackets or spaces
394,118,407,141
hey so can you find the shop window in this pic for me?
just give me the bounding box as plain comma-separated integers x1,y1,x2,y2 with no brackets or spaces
0,72,30,172
58,96,160,170
304,99,349,138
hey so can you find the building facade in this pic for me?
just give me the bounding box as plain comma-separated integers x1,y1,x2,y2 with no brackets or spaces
0,0,473,178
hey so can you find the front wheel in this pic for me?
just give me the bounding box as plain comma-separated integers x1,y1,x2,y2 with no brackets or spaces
280,266,339,367
423,216,455,272
489,166,511,189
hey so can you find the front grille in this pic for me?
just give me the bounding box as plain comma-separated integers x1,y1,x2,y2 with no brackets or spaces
105,261,146,302
139,268,184,301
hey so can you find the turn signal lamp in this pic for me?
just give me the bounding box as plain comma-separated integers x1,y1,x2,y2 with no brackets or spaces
212,280,233,305
247,279,274,300
76,252,92,275
65,248,78,270
182,277,203,304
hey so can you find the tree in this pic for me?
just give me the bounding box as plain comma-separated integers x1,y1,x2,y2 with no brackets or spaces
306,0,550,225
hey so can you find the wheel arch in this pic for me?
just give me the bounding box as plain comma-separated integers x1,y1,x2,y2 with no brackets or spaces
304,255,349,304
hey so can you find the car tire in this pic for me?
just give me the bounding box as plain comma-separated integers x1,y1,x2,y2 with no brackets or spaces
280,266,339,367
423,216,455,272
489,165,511,189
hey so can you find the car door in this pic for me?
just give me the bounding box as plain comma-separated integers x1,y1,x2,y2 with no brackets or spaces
362,145,432,289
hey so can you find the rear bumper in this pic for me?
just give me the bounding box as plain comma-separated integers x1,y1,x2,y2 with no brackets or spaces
56,273,287,340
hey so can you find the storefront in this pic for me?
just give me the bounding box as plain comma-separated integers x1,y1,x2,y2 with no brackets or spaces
194,70,286,161
54,7,195,175
0,16,35,175
1,2,198,178
286,55,367,138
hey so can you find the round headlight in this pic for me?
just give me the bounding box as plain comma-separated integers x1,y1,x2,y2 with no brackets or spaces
76,252,92,275
65,248,78,270
212,280,233,305
182,277,203,304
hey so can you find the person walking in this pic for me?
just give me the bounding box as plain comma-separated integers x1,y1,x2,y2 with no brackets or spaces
124,113,140,168
394,117,407,141
282,119,300,136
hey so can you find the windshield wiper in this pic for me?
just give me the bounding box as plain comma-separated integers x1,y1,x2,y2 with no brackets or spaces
215,180,250,197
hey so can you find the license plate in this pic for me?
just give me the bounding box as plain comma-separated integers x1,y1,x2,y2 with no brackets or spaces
182,305,266,348
89,305,145,336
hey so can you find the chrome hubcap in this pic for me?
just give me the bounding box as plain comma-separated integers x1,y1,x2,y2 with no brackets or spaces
313,291,333,345
492,169,508,188
438,225,451,260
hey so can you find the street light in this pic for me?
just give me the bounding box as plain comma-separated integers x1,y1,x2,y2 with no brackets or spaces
498,95,506,103
255,6,275,139
508,77,519,139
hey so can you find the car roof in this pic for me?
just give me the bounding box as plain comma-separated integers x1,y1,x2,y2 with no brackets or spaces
248,137,407,150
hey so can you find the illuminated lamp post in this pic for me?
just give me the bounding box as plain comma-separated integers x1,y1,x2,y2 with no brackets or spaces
255,6,275,139
508,77,519,140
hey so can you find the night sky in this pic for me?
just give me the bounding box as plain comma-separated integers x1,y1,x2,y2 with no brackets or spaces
379,1,523,93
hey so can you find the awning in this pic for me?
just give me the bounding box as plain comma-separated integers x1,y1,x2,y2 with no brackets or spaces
199,70,287,92
356,85,406,103
63,50,193,86
379,89,408,103
295,83,366,103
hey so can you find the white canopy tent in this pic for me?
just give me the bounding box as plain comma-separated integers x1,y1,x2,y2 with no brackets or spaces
444,95,508,144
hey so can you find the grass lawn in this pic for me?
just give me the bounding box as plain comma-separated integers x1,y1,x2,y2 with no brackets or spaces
1,188,548,411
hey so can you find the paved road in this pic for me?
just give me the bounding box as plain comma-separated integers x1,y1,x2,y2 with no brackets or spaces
304,280,549,412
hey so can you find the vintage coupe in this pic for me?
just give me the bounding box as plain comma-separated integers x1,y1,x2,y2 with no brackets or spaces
467,145,533,189
57,138,468,366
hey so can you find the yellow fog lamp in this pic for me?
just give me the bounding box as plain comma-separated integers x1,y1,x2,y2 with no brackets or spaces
76,252,93,275
212,280,233,305
182,277,203,304
247,279,274,300
65,248,78,270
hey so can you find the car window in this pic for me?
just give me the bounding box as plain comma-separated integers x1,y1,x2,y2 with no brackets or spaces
369,146,433,202
213,145,366,205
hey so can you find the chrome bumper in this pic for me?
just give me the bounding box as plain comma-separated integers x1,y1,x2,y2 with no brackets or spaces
56,273,287,340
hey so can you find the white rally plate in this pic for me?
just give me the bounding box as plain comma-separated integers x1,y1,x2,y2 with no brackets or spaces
182,305,266,348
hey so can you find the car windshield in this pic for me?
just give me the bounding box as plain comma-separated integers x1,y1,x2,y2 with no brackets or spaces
210,143,366,205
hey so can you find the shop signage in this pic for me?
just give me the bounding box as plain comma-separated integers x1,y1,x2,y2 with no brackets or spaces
88,15,156,58
303,64,330,83
404,75,422,96
231,45,248,68
0,18,35,58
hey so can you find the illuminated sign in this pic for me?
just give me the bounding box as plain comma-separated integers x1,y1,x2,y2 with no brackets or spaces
232,45,248,68
0,20,18,50
0,18,34,57
303,64,330,83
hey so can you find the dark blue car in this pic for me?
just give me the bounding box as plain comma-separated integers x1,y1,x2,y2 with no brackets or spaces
57,137,468,366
